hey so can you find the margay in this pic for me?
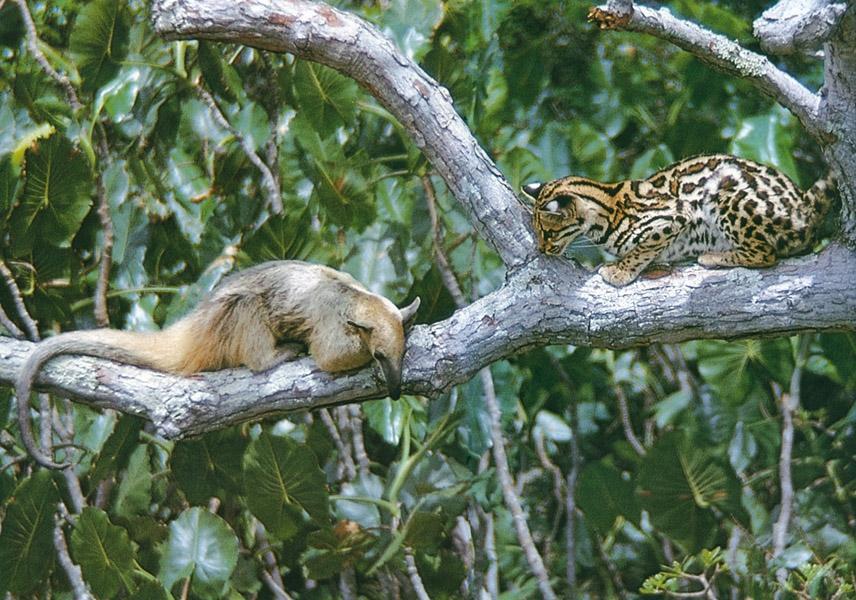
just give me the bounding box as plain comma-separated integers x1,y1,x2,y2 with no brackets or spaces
521,154,835,286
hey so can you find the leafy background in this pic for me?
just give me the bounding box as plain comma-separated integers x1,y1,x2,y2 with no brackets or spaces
0,0,853,598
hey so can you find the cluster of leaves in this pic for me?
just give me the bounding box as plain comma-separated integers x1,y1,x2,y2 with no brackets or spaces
0,0,853,598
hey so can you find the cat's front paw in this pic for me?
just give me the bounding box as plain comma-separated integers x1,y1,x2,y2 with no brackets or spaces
598,263,637,287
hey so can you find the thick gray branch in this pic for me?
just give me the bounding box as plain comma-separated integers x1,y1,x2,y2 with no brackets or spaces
3,246,854,439
591,2,825,139
754,0,848,55
150,0,535,269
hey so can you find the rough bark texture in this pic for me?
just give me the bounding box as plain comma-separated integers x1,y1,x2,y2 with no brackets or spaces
2,0,854,439
3,245,854,439
754,0,848,54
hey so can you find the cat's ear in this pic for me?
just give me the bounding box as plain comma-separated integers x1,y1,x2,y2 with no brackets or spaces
519,182,543,213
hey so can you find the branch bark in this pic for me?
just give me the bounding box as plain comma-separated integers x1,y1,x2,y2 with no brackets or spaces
754,0,848,55
2,244,854,439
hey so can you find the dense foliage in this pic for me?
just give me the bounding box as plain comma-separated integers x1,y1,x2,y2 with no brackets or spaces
0,0,853,598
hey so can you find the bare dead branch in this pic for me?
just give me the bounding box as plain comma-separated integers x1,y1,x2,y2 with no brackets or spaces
1,243,854,441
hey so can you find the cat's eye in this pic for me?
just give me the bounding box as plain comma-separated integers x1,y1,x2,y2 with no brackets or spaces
540,195,573,213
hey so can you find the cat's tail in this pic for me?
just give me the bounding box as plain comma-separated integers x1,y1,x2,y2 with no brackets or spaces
804,170,839,239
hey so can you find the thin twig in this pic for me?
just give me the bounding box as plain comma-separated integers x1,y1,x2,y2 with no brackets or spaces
93,171,114,327
319,408,357,481
0,304,24,338
348,404,371,479
772,334,812,585
0,261,39,341
482,368,557,600
255,523,292,600
54,514,95,600
421,175,467,307
614,384,646,456
195,86,283,213
404,548,431,600
533,431,565,558
13,0,81,111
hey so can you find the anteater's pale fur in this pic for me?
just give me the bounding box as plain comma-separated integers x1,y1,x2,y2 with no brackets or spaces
17,261,420,468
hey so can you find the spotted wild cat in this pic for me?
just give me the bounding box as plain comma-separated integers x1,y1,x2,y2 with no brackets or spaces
521,155,835,287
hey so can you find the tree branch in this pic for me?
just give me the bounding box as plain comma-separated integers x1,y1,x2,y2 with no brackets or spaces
754,0,848,55
150,0,536,269
1,244,854,440
589,1,825,139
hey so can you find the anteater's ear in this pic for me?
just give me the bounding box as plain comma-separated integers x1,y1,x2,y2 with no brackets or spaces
399,297,420,330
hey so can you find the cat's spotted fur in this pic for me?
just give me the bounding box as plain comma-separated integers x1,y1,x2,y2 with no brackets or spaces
522,155,835,286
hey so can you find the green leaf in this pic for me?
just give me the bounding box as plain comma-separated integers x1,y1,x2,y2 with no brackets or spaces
291,114,374,229
171,430,246,505
113,444,153,518
90,415,143,484
243,431,330,540
128,580,172,600
653,389,693,428
241,208,315,263
637,432,745,551
197,41,241,103
293,61,358,138
364,398,407,445
9,133,92,255
729,107,799,183
577,462,640,533
70,507,136,598
695,338,793,402
159,508,238,599
70,0,131,93
376,0,443,61
404,511,444,549
0,470,60,595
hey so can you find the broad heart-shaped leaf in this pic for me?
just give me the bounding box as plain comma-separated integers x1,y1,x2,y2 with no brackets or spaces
577,462,641,534
637,432,746,552
171,430,246,505
243,431,330,540
9,133,92,256
158,507,239,599
290,114,375,230
70,507,136,598
695,338,793,403
293,61,358,138
0,470,59,595
69,0,130,93
89,415,143,484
